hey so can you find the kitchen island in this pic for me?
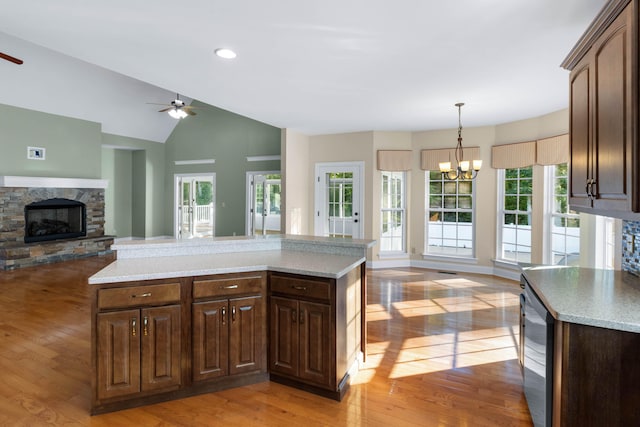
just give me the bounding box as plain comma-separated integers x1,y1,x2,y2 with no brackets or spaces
88,235,375,414
521,266,640,426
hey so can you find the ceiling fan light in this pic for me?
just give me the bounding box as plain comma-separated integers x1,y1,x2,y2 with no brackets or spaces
168,108,188,119
215,48,237,59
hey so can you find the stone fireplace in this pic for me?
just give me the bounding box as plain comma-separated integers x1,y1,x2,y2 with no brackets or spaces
24,198,87,243
0,176,113,270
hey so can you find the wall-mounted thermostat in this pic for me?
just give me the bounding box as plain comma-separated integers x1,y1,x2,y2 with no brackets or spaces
27,146,46,160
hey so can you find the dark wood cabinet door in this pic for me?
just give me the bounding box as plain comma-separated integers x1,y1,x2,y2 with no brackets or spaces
97,309,141,400
229,296,264,375
140,305,182,392
591,4,632,212
569,60,592,209
298,301,333,388
193,300,229,381
270,296,298,377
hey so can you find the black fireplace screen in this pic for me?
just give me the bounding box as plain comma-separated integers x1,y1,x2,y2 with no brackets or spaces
24,198,86,243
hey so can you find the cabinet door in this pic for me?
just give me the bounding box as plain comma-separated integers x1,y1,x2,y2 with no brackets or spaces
270,296,298,377
193,300,229,381
141,305,182,392
229,296,264,375
591,5,633,212
97,309,141,400
569,59,592,209
298,301,333,388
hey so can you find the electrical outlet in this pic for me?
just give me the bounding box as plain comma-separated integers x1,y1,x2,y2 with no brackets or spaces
27,146,45,160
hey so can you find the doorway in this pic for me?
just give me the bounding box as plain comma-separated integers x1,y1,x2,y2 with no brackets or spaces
314,162,364,238
246,172,282,236
174,174,215,239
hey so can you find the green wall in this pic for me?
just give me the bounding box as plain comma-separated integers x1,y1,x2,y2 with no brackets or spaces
164,101,281,236
2,101,281,239
0,104,102,178
101,134,166,238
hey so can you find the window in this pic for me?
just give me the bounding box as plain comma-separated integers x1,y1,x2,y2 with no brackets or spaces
499,167,532,263
547,163,580,265
380,171,406,253
328,172,353,237
426,171,474,257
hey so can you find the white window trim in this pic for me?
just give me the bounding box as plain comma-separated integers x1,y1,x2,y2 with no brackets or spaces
379,171,407,255
496,167,533,264
424,171,477,259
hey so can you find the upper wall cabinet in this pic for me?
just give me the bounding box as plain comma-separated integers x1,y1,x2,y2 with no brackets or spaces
562,0,640,219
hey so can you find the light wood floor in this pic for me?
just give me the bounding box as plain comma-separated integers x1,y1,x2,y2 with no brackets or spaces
0,255,532,426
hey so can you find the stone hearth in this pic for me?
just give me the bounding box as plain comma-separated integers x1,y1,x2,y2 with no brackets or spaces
0,176,114,270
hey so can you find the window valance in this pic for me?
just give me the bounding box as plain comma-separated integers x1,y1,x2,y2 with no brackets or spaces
377,150,412,171
491,134,569,169
420,147,480,171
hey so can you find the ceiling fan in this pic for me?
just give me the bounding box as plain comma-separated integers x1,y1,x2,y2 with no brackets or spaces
0,51,23,65
148,94,196,119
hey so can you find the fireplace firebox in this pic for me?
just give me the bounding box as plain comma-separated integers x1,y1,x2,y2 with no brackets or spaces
24,198,87,243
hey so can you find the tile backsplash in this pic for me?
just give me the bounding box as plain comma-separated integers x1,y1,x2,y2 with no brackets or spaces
622,220,640,275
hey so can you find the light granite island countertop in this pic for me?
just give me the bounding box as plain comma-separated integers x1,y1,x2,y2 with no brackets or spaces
522,266,640,333
89,234,376,284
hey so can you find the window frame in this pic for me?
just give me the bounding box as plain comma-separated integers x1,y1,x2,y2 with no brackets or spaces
379,171,407,255
496,167,533,264
424,170,476,259
544,163,580,266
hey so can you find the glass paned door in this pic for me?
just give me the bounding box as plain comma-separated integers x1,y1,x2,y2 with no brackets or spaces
314,162,363,239
248,173,282,236
175,174,215,239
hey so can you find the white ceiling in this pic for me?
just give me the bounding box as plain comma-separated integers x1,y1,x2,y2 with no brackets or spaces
0,0,606,142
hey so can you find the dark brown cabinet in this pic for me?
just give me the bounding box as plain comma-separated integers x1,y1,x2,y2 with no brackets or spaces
270,296,332,388
91,263,364,413
554,321,640,426
563,0,640,217
192,273,266,382
268,269,363,400
95,283,182,402
192,296,264,381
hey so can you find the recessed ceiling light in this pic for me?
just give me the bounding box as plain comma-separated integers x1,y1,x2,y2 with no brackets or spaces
215,48,237,59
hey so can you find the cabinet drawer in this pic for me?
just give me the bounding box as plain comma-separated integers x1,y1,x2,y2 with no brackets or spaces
193,274,263,299
270,274,331,301
98,283,181,309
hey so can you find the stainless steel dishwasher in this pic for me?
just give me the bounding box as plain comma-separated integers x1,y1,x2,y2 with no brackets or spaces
522,274,554,427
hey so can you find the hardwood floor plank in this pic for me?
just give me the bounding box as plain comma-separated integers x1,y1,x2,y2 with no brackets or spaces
0,256,532,426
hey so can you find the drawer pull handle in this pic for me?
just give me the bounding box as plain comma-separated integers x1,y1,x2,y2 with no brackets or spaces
222,307,226,325
132,317,137,337
299,309,305,325
292,286,307,291
143,316,149,336
292,309,297,323
131,292,152,298
220,284,239,289
232,305,236,322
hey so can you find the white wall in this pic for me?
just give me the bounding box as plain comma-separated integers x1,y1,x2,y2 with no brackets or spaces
281,129,311,235
281,108,571,277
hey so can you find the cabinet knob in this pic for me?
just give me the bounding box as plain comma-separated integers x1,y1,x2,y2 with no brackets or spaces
143,317,149,336
131,292,152,298
132,317,137,337
232,305,236,322
292,309,297,323
221,306,226,325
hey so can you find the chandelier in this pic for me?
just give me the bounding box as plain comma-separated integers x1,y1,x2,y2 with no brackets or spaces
439,102,482,180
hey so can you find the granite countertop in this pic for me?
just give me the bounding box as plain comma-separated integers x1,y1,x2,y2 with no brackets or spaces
522,266,640,333
89,250,365,284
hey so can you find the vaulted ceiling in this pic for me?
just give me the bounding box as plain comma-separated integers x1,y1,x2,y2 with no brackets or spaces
0,0,606,143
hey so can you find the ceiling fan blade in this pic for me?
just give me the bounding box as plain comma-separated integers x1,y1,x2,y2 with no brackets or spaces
158,107,172,112
0,52,23,65
185,109,197,116
147,102,171,106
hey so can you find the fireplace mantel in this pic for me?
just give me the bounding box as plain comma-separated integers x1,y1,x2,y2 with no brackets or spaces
0,176,108,189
